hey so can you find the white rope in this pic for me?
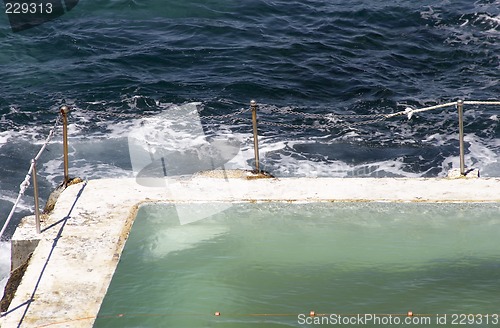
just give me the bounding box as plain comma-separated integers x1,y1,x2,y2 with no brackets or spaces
386,102,457,119
407,102,457,115
260,100,499,124
464,100,500,105
0,115,61,241
386,100,499,120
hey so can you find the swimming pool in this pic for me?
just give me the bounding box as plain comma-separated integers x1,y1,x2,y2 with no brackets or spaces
94,202,500,327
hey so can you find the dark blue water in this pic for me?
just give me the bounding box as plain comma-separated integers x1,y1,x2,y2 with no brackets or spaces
0,0,499,284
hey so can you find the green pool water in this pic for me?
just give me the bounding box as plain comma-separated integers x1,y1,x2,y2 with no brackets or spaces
94,202,500,327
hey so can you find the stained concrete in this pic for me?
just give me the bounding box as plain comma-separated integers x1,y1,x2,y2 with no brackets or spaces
1,175,499,327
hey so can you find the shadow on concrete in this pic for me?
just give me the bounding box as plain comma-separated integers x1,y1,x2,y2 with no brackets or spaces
1,182,87,327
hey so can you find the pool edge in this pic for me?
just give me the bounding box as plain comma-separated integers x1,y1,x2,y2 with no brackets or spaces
2,176,500,327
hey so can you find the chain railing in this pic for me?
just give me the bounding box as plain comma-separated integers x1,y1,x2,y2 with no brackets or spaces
1,99,499,238
0,106,75,240
246,99,500,176
187,99,498,175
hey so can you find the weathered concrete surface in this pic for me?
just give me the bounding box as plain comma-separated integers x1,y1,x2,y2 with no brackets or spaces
1,176,500,327
447,167,480,178
10,232,39,273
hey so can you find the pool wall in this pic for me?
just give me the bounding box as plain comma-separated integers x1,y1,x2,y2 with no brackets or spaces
1,175,500,327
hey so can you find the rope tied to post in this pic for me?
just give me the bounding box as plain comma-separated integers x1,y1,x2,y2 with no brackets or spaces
19,175,31,194
0,111,62,241
257,100,500,131
252,99,499,176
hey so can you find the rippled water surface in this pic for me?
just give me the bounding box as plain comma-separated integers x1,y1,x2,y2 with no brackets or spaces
1,0,499,297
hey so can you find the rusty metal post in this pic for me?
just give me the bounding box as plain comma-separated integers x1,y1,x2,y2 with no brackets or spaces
251,100,260,172
457,100,465,176
60,105,70,184
32,159,41,234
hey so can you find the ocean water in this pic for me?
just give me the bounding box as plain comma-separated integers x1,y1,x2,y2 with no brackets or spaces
95,203,500,327
0,0,499,298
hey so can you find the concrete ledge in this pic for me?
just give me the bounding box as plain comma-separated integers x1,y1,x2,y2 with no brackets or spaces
1,176,499,327
11,232,39,273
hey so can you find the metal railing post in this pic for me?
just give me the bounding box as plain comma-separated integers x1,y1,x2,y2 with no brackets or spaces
61,105,70,184
32,159,41,234
457,99,465,176
251,100,260,172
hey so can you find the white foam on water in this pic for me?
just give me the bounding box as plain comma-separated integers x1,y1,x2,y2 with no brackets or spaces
19,100,500,180
232,125,499,178
466,133,499,165
0,131,11,149
127,103,209,163
2,100,499,199
244,132,428,178
421,132,449,147
477,13,500,34
439,132,500,177
466,133,500,176
0,190,32,214
267,151,424,178
43,157,133,187
419,1,499,51
449,13,499,47
0,127,42,146
420,5,442,23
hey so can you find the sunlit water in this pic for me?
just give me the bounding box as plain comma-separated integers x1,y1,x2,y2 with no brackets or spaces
94,203,500,327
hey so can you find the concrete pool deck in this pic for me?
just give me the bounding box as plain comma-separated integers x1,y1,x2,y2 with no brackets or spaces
1,175,500,327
